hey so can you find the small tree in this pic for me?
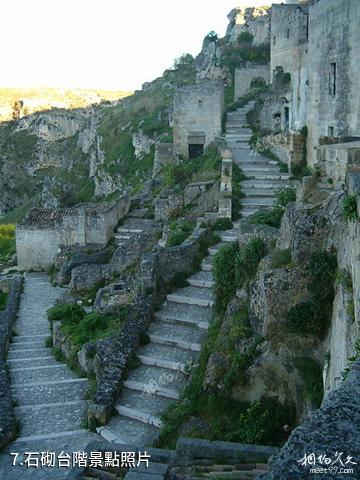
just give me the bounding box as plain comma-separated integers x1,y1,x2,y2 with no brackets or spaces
205,30,218,42
173,53,194,68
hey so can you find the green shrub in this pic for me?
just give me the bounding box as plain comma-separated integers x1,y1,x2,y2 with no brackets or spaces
0,290,8,311
235,238,267,288
229,306,253,343
61,311,123,346
294,357,323,408
206,31,218,42
166,219,194,247
307,251,337,305
286,302,316,335
0,224,16,263
250,77,267,90
341,194,358,221
48,303,125,347
47,303,86,322
213,217,233,231
275,186,296,208
163,144,221,187
286,251,337,338
238,31,254,44
213,242,239,314
271,249,292,268
232,164,246,220
248,208,283,229
47,303,85,323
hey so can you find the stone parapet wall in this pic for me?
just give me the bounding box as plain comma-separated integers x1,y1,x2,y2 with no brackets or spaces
16,195,130,271
0,276,23,450
234,64,270,100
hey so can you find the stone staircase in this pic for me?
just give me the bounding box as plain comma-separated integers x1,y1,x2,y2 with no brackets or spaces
0,273,95,480
225,103,291,218
97,252,216,447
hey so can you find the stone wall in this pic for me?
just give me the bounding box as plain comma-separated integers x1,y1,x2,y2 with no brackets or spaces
173,80,224,158
0,276,22,450
306,0,360,164
318,141,360,188
270,4,309,132
234,64,270,100
153,143,174,177
16,195,130,271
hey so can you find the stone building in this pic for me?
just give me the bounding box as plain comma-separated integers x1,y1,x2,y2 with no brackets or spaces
264,0,360,167
173,80,224,159
16,196,130,271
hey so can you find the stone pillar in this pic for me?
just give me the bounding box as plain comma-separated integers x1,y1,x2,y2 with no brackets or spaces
218,149,233,219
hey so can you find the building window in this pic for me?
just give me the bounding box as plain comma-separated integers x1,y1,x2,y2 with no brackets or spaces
273,35,276,46
287,28,290,39
328,126,334,137
329,62,337,96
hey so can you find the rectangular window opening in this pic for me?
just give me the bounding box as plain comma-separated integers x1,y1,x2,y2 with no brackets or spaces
329,62,336,96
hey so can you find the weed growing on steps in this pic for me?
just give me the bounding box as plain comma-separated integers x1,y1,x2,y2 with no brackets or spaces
247,186,297,229
47,303,127,346
166,219,195,247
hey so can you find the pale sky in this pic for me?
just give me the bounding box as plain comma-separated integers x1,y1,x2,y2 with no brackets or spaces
1,0,279,91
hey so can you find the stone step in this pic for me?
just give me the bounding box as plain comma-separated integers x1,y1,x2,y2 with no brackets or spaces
240,179,289,188
236,159,278,166
114,405,162,428
98,415,159,447
123,379,180,400
242,209,261,217
240,165,281,173
15,428,88,443
242,197,275,207
241,188,277,197
10,366,80,386
187,270,213,288
116,389,174,425
11,334,49,343
126,364,186,396
244,173,290,180
14,400,87,437
147,321,205,351
201,257,213,271
138,343,197,369
7,356,60,368
7,347,53,359
208,242,228,256
167,286,214,307
117,227,143,234
220,231,239,243
11,378,89,406
155,301,211,328
9,341,47,350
